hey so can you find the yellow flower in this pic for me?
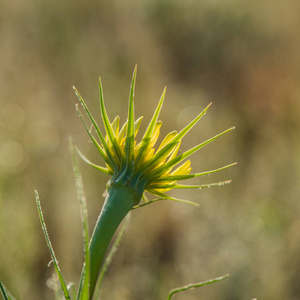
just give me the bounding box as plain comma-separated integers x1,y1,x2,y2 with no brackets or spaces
74,66,235,208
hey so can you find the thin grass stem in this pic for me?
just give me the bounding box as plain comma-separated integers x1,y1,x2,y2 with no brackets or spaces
167,274,229,300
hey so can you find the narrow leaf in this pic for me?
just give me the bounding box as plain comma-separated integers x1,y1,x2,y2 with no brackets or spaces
67,283,76,300
70,139,90,300
0,281,16,300
35,191,71,300
167,274,229,300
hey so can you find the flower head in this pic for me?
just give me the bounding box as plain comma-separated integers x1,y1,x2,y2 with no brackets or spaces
74,66,235,207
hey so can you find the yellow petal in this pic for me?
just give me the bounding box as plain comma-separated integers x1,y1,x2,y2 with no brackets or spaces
157,131,177,151
171,160,192,176
167,140,181,162
149,121,162,149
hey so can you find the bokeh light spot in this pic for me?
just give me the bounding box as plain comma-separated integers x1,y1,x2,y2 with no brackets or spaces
238,214,264,241
0,141,25,173
219,235,248,267
0,103,25,130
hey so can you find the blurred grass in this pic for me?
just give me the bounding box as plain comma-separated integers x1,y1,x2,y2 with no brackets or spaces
1,0,300,299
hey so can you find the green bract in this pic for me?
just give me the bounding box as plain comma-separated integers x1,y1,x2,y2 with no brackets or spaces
74,65,236,208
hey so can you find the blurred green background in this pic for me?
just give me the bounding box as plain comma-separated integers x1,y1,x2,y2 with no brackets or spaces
1,0,300,299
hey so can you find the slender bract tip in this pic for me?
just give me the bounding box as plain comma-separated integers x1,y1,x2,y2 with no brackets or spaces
200,102,213,118
131,65,137,86
74,66,236,206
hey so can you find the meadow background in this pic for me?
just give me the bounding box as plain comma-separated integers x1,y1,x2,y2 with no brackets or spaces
1,0,300,299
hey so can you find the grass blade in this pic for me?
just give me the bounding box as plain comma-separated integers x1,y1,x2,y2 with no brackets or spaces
69,139,90,300
67,283,76,300
0,281,16,300
167,274,229,300
35,191,71,300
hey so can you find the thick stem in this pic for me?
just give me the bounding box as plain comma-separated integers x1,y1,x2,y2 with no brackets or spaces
88,182,141,299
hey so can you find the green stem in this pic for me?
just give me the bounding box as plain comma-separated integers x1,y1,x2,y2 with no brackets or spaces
88,181,141,299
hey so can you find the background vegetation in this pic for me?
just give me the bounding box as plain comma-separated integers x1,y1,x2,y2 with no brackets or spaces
1,0,299,299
